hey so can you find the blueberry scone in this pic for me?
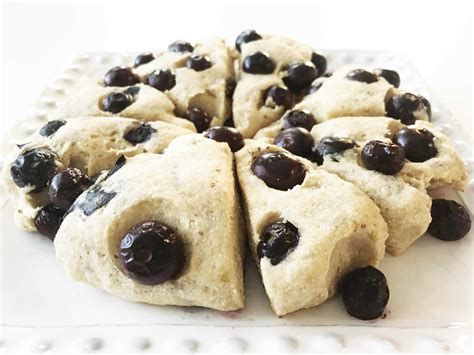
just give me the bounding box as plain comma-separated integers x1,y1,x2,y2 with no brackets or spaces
235,139,388,315
232,30,327,138
49,83,195,131
3,116,193,234
55,135,244,311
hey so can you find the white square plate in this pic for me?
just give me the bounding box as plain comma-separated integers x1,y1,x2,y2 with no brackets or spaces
0,50,472,353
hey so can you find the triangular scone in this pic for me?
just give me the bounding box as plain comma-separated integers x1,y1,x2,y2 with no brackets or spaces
134,38,234,125
3,117,193,231
55,135,244,311
235,139,387,316
48,82,195,131
233,33,326,138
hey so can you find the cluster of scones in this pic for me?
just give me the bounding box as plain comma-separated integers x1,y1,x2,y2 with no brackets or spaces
4,31,471,319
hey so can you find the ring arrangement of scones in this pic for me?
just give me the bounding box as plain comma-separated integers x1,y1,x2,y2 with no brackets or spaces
4,30,472,320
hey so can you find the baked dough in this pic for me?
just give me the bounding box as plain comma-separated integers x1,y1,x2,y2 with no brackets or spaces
55,135,245,311
235,139,388,315
3,116,193,231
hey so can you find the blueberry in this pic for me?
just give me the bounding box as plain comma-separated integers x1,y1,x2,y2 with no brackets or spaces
34,204,64,240
374,68,400,88
428,199,471,241
235,30,262,52
393,127,437,162
257,219,299,265
283,62,318,94
361,140,405,175
281,110,317,131
251,152,306,191
186,55,212,71
104,155,126,180
309,137,356,165
119,220,186,285
48,168,93,210
74,185,116,216
39,120,66,137
10,148,56,191
167,40,194,53
203,126,244,152
102,92,134,114
338,266,390,320
385,93,427,125
242,52,275,74
419,96,432,120
225,79,237,99
345,69,378,84
185,107,211,133
103,66,140,87
306,81,323,95
123,123,157,144
134,53,156,67
310,52,327,77
264,85,293,108
146,69,176,91
274,127,314,158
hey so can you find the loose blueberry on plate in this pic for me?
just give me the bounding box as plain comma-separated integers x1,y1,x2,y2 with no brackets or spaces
134,53,156,67
235,29,262,52
264,85,293,108
186,55,212,71
310,52,327,77
34,204,64,240
374,68,400,88
167,40,194,53
185,107,212,133
419,95,432,120
103,66,140,87
428,199,471,241
39,120,66,137
242,52,275,74
48,168,93,211
361,140,405,175
11,148,56,191
119,220,186,285
274,127,314,158
338,265,390,320
102,92,134,113
146,69,176,91
283,62,318,94
393,127,437,162
257,219,300,265
306,81,323,95
345,69,378,84
281,110,317,131
123,123,157,144
251,151,306,191
75,185,116,216
225,79,237,99
203,126,244,152
309,136,356,165
385,92,427,125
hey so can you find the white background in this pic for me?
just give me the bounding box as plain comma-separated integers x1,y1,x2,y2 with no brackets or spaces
1,0,473,138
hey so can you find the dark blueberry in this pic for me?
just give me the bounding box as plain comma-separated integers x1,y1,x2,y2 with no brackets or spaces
203,126,244,152
225,79,237,99
283,62,318,94
428,199,471,241
185,107,212,133
103,66,140,87
264,85,293,108
119,220,186,285
167,40,194,53
306,81,323,95
392,127,437,162
124,123,157,144
274,127,314,158
75,185,116,216
257,219,299,265
310,52,327,77
251,152,306,191
146,69,176,91
224,115,235,127
338,266,390,320
39,120,66,137
235,30,262,52
309,137,357,165
186,55,212,71
323,72,333,78
10,149,56,191
242,52,275,74
361,140,406,175
345,69,378,84
419,96,432,120
385,93,427,125
134,53,156,67
102,92,134,114
34,204,64,240
374,68,400,88
124,85,140,97
104,155,126,180
281,110,317,131
48,168,93,210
